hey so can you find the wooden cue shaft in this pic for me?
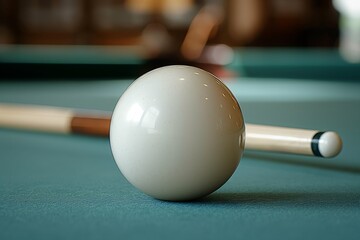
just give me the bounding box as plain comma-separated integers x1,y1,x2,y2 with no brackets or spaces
71,116,110,137
0,103,110,137
0,104,342,157
245,124,342,158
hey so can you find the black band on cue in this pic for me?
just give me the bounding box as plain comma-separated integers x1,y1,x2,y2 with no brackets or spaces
311,131,325,157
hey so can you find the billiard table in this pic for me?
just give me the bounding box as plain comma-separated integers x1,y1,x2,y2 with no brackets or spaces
1,45,360,240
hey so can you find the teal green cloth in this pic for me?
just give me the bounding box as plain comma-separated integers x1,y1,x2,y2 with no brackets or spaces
230,48,360,80
1,77,360,240
0,45,142,64
1,46,360,80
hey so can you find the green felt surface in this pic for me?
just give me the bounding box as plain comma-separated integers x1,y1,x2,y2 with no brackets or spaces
0,45,146,79
1,75,360,240
0,45,143,64
1,45,360,80
230,48,360,80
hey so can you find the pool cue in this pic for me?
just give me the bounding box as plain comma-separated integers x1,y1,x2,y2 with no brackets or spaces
0,103,342,158
0,104,110,137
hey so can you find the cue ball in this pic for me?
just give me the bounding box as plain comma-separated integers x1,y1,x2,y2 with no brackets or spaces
110,65,245,201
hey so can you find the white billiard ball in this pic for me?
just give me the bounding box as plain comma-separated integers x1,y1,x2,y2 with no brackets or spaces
110,65,245,201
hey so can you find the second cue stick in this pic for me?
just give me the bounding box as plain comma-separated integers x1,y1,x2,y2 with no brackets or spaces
0,103,342,158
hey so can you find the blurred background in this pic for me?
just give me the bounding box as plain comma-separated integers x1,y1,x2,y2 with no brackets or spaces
0,0,341,48
0,0,359,78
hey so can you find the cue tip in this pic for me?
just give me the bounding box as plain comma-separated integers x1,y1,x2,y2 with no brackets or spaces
312,131,343,158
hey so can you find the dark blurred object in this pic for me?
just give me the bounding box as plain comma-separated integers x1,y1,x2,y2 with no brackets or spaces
13,0,83,44
0,0,14,43
0,0,339,47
